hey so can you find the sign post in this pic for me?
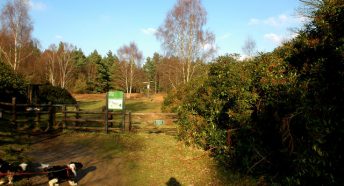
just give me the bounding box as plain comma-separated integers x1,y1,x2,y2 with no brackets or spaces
106,91,124,133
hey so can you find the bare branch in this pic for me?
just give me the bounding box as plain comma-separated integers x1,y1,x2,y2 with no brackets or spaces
117,42,143,98
0,0,33,71
156,0,216,83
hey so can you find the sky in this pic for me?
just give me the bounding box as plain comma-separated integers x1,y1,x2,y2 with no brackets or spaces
1,0,308,59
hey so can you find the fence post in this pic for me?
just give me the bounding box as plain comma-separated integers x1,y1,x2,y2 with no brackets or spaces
75,103,80,126
48,102,55,131
105,93,109,134
11,97,16,125
128,111,132,132
122,110,125,131
123,111,130,132
35,105,41,131
63,105,67,128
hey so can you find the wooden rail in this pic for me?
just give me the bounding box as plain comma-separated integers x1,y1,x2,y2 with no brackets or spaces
0,97,178,134
0,97,129,133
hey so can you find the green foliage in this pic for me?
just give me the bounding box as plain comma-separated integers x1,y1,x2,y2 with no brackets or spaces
280,1,344,184
164,55,257,164
0,60,28,103
71,48,87,67
72,50,119,93
143,53,161,91
164,1,344,185
95,51,116,92
82,50,102,93
143,57,156,82
37,84,76,104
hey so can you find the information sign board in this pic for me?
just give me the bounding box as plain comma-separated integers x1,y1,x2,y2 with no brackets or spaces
108,91,124,110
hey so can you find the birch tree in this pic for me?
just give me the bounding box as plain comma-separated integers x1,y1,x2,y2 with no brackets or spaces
57,42,75,89
117,42,142,98
156,0,216,84
45,44,58,86
0,0,33,71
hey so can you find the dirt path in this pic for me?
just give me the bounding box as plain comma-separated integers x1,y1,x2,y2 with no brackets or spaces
24,133,131,186
21,131,253,186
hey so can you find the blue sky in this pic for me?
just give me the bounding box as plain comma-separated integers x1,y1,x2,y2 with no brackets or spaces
3,0,307,59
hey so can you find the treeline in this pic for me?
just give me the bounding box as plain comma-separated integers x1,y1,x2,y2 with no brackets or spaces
163,0,343,185
0,38,183,95
0,0,201,97
1,35,191,95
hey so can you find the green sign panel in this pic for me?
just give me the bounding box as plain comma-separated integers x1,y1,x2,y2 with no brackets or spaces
108,91,124,110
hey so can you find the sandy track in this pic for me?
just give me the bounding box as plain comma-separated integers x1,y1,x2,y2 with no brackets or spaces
24,134,128,186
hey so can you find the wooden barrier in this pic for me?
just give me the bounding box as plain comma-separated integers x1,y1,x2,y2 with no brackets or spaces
0,98,178,134
0,98,126,133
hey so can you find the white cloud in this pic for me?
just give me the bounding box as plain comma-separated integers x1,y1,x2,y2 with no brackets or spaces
264,33,283,44
264,32,299,45
141,28,157,35
249,14,304,28
29,0,47,11
264,17,280,27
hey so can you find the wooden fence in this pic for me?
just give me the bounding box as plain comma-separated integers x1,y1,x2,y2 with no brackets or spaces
0,97,178,134
0,97,129,133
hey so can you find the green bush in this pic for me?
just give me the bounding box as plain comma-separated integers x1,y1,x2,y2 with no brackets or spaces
163,1,343,185
164,55,257,166
0,61,28,103
37,84,76,104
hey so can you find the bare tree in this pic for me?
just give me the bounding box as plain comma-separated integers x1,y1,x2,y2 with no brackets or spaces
44,44,58,86
57,42,75,89
162,56,182,90
0,0,33,71
156,0,216,84
117,42,142,98
242,36,256,58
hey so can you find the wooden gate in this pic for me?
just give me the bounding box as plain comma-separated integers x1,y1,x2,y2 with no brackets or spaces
0,97,178,134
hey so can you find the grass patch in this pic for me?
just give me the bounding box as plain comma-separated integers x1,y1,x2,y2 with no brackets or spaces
0,120,26,161
77,98,162,112
125,99,162,113
1,93,256,185
0,120,55,162
2,127,256,185
75,93,163,113
124,133,256,186
78,100,105,110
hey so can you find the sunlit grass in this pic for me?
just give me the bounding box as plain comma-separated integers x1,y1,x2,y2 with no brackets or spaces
1,93,256,185
125,99,162,113
78,100,105,110
125,133,256,186
75,94,162,113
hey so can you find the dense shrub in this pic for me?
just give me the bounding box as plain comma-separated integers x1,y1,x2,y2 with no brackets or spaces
0,61,28,103
164,1,344,185
280,1,344,184
37,84,76,104
164,55,257,166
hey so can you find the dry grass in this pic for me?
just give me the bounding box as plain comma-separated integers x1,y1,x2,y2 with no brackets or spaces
74,93,166,113
73,93,106,101
1,93,256,185
21,132,255,186
127,133,221,185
